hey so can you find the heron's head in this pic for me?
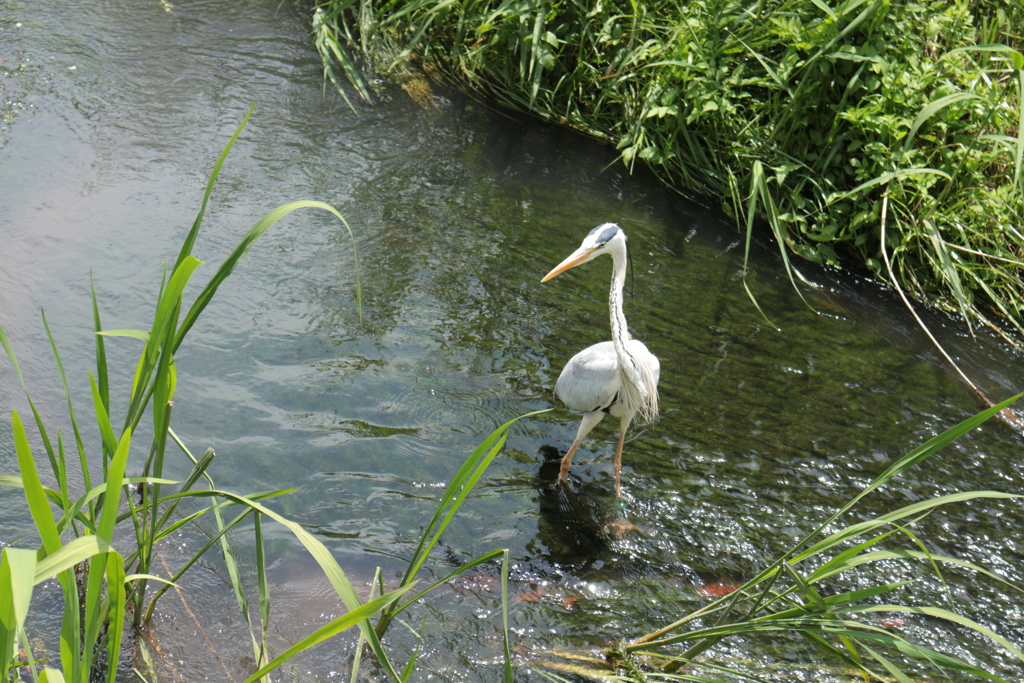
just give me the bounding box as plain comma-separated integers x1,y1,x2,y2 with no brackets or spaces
541,223,626,282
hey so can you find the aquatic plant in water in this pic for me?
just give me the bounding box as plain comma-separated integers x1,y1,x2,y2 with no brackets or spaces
525,393,1024,682
0,106,516,683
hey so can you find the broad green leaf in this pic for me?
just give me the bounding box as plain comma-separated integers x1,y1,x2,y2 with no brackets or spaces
11,411,62,555
38,669,66,683
33,537,110,584
0,547,37,662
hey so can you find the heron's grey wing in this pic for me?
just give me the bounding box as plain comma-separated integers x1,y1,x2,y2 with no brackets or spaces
553,341,621,413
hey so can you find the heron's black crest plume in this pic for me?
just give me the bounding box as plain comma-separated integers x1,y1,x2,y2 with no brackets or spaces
626,238,635,299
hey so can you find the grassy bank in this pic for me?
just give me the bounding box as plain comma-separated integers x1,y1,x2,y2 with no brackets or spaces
314,0,1024,341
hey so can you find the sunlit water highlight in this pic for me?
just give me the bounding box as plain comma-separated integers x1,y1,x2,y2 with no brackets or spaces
1,1,1022,681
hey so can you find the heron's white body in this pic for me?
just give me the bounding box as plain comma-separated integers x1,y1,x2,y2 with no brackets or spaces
554,340,660,419
541,223,661,496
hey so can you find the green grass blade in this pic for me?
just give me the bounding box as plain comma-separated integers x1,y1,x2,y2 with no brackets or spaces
242,586,413,683
876,548,1020,590
96,329,150,342
90,271,110,417
795,491,1021,563
842,605,1024,663
0,474,22,488
11,411,62,556
163,487,402,680
782,561,826,611
1,324,62,484
633,396,1020,651
903,92,984,152
859,642,916,683
841,167,952,198
805,395,1020,545
313,7,372,105
403,433,507,585
398,409,548,589
501,549,512,683
90,373,118,459
98,429,132,543
399,647,419,682
820,581,915,608
153,447,216,533
104,551,127,683
804,525,903,582
142,505,257,624
394,550,505,614
173,101,256,272
921,219,971,324
56,477,176,538
81,428,132,676
1016,69,1024,191
947,44,1024,70
147,256,202,368
0,322,28,388
41,311,90,485
255,513,271,677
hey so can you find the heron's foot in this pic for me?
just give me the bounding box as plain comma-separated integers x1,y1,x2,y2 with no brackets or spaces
603,516,640,538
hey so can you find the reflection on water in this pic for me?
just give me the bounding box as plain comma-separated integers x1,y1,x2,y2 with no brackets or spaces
1,0,1022,681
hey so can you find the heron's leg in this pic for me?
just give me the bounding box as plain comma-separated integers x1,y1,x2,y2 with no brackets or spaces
613,415,633,498
559,411,605,483
558,440,582,483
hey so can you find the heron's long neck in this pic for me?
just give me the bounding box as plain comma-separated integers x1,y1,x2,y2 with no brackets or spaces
609,249,641,402
608,249,632,354
608,245,658,422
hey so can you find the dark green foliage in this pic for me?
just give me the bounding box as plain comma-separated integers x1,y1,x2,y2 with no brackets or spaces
317,0,1024,337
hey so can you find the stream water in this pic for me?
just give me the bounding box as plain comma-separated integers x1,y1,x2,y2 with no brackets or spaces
1,1,1022,681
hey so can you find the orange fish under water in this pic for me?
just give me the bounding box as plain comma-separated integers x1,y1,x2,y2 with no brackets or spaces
696,582,740,597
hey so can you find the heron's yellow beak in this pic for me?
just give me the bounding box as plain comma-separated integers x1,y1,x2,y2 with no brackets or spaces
541,246,593,282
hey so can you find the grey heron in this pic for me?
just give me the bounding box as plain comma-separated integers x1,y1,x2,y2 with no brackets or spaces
541,223,660,497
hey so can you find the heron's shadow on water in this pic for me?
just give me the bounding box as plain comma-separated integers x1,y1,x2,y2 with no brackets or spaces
530,445,635,567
